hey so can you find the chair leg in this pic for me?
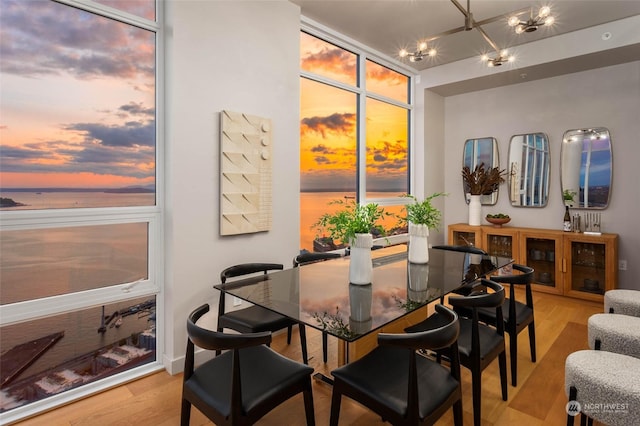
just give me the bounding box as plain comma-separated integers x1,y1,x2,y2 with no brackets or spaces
499,351,508,401
509,329,518,387
215,327,223,356
329,386,343,426
302,378,316,426
180,399,191,426
567,386,577,426
322,331,328,363
453,398,463,426
471,369,482,426
528,321,537,362
287,325,293,344
299,324,309,365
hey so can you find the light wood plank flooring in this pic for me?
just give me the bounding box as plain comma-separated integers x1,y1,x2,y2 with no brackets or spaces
20,291,604,425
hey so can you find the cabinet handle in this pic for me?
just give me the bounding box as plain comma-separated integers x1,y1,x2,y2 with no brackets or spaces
562,258,566,273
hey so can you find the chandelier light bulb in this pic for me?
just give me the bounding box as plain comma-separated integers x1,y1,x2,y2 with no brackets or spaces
515,26,525,34
544,16,555,26
428,48,437,57
418,41,428,51
399,49,408,58
538,6,551,18
507,16,520,27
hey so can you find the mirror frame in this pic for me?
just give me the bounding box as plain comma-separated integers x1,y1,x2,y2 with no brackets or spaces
507,133,550,208
561,127,612,209
463,137,499,205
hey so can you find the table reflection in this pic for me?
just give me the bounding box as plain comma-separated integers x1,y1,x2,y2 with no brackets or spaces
214,246,512,343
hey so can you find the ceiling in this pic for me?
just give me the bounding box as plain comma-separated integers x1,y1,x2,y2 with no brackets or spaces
291,0,640,94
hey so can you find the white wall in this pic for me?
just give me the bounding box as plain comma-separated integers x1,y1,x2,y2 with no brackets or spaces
434,61,640,290
163,0,301,372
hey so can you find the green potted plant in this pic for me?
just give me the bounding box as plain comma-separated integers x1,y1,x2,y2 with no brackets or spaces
398,193,446,264
563,189,577,207
461,163,506,226
312,200,388,284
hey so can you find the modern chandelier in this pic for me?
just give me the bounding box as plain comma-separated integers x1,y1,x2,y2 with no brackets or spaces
508,6,555,34
399,1,555,68
481,50,514,67
399,41,437,62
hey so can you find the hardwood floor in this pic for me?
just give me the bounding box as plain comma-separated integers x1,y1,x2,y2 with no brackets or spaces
21,291,604,425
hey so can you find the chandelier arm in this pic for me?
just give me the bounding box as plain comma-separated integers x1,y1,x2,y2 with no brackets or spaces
450,0,469,18
474,25,500,54
474,7,530,27
422,25,468,42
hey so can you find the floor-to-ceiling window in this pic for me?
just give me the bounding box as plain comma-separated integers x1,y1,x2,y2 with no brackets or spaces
299,30,412,252
0,0,162,420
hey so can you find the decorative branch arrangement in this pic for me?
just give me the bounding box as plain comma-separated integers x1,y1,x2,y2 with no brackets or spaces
462,163,507,195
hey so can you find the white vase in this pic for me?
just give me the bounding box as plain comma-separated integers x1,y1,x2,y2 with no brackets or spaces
407,263,429,303
408,223,429,264
349,233,373,285
349,283,372,334
468,194,482,226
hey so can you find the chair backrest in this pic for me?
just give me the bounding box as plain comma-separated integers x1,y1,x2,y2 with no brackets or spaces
293,252,341,267
378,304,460,351
220,263,284,283
185,304,271,380
491,264,534,285
432,244,488,255
491,264,534,309
449,278,506,337
449,278,504,309
188,304,272,350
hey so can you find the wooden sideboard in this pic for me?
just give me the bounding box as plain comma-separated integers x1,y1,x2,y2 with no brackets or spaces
448,223,618,302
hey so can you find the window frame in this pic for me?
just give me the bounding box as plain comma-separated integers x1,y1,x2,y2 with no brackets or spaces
0,0,164,421
300,19,416,209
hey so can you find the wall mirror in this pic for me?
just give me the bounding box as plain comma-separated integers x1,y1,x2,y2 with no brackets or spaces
463,137,499,205
508,133,550,207
561,128,612,209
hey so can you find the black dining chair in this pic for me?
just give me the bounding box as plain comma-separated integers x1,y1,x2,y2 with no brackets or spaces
216,263,308,364
330,304,463,426
432,244,488,255
477,264,535,387
293,251,342,363
405,279,507,426
293,251,342,267
181,304,315,425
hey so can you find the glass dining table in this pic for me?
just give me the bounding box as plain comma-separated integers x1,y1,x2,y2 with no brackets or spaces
214,244,513,374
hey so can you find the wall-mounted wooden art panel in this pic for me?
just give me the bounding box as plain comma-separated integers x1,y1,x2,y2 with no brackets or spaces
220,110,272,235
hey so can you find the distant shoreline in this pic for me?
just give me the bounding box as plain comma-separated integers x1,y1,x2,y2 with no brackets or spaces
0,187,155,193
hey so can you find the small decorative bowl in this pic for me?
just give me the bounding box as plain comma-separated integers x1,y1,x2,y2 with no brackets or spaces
485,216,511,227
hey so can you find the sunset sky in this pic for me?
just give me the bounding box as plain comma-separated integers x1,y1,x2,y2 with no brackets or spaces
300,32,409,193
0,0,156,189
1,3,407,192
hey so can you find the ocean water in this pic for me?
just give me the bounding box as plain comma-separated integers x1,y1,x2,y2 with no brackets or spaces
0,191,155,210
0,191,155,398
